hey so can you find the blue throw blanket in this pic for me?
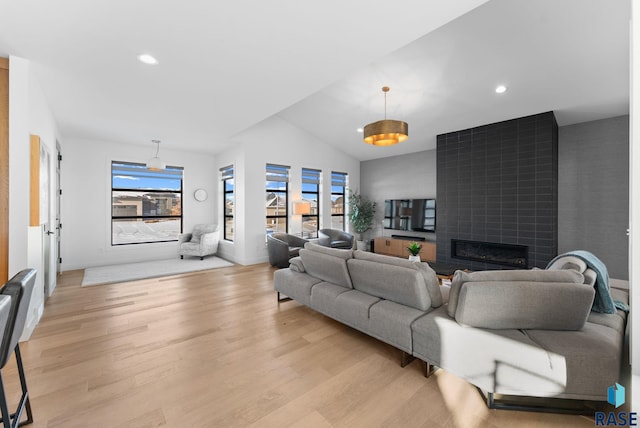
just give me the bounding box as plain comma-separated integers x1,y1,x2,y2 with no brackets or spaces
546,250,628,314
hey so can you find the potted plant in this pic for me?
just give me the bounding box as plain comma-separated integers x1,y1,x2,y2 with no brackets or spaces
407,242,422,262
348,190,376,250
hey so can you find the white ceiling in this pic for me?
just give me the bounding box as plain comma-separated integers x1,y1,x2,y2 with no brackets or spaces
0,0,630,161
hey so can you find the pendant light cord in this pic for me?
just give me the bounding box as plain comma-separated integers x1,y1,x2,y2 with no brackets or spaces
381,86,390,120
152,140,161,158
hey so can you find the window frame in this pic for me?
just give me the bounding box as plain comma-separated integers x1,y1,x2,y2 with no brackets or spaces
331,171,348,231
220,165,234,242
266,164,290,235
301,167,321,238
111,161,183,246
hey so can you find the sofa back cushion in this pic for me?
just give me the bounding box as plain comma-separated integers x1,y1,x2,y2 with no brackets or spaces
347,259,431,311
299,243,353,288
454,280,595,330
353,250,442,307
191,224,217,243
304,242,353,259
447,269,585,318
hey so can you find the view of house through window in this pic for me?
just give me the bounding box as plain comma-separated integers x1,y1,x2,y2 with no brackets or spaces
301,168,320,238
331,171,347,230
111,161,183,245
266,163,289,235
220,165,234,241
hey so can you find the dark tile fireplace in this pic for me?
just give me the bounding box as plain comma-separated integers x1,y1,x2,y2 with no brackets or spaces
451,239,528,268
436,111,558,270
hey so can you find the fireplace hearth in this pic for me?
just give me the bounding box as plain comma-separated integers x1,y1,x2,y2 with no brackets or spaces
451,239,528,268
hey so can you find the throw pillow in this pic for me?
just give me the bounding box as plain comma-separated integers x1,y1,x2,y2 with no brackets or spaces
412,262,443,308
190,231,202,244
289,257,305,273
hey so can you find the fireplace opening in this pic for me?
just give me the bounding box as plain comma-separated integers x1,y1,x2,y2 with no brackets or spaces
451,239,528,268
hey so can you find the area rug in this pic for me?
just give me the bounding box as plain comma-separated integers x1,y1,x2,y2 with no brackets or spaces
82,256,234,286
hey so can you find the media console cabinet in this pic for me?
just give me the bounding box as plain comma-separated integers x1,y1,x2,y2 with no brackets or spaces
373,237,436,262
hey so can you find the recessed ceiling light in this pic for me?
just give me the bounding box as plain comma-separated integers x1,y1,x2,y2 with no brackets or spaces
356,128,364,133
495,85,507,94
137,54,158,65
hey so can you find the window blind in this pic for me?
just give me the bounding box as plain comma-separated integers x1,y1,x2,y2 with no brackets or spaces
302,168,321,185
266,163,290,182
220,165,234,181
331,171,347,187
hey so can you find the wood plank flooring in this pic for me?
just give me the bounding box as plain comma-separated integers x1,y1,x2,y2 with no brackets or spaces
3,263,598,427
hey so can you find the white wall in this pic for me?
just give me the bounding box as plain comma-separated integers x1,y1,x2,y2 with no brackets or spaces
61,138,217,270
216,115,360,265
630,0,639,413
9,56,61,339
361,149,438,244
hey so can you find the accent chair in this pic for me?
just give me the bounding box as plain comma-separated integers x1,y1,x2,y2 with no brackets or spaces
178,224,220,260
318,228,354,249
267,233,308,268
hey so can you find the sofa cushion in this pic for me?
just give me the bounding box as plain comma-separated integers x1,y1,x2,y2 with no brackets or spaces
288,256,305,273
546,255,588,272
353,250,442,307
583,268,597,287
447,269,585,318
335,290,381,331
411,310,573,398
525,323,624,400
273,269,321,306
347,258,431,311
368,300,426,353
299,247,353,289
454,281,595,330
304,242,353,259
310,282,351,318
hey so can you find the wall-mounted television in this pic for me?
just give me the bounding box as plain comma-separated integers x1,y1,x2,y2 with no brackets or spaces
383,199,436,232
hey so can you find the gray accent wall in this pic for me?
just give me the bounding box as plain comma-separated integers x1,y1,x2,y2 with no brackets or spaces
360,114,630,279
360,150,437,243
558,115,629,279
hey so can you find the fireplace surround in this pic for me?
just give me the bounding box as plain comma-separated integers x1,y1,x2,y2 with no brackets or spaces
436,111,558,270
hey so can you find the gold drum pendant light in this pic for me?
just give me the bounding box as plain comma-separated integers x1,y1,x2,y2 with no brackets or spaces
363,86,408,146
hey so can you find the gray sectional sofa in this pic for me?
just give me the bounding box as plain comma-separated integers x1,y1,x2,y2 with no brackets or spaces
273,243,629,409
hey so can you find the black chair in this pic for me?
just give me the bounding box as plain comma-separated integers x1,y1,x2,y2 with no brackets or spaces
317,229,354,249
0,269,36,427
267,233,308,268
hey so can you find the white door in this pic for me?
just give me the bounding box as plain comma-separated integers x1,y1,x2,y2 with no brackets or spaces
38,142,53,296
56,142,62,276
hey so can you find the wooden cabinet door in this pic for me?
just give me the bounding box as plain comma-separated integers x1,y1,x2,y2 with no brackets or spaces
375,237,436,261
390,239,409,257
0,58,7,283
374,237,393,255
420,242,436,262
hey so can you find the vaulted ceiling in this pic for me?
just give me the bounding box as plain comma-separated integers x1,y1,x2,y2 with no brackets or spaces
0,0,629,161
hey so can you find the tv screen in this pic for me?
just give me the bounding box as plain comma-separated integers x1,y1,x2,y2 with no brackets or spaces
383,199,436,232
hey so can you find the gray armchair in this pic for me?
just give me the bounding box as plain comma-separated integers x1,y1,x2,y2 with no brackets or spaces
178,224,220,260
267,233,308,268
318,228,354,249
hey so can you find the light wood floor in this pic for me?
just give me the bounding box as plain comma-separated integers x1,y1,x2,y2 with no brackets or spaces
3,263,598,427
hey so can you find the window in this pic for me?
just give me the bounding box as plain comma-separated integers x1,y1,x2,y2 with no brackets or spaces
301,168,321,238
220,165,234,241
266,163,290,235
331,171,347,230
111,161,183,245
